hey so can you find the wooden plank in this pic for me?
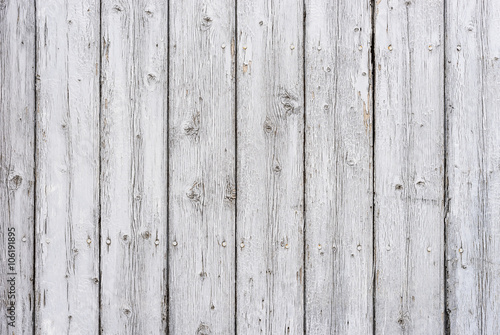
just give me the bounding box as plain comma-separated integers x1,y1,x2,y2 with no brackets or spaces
373,0,445,333
34,0,100,333
304,0,373,333
100,1,168,333
168,1,235,333
445,0,500,333
0,1,35,334
236,1,304,333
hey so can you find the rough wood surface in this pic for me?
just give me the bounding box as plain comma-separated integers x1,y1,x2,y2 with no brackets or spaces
236,0,304,333
0,1,35,334
445,0,500,333
100,1,168,333
168,0,236,333
374,0,445,333
34,0,100,333
4,1,500,333
304,0,373,333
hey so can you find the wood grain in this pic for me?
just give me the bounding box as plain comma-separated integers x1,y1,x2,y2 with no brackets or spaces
373,0,445,333
446,0,500,333
100,1,168,333
236,0,304,333
304,0,373,333
0,1,35,334
35,0,100,333
168,0,236,333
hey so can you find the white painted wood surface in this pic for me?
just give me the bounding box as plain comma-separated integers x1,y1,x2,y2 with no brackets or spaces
0,1,35,334
446,0,500,333
236,0,304,333
3,1,500,333
304,0,373,333
374,0,445,333
168,0,236,333
100,0,168,333
35,0,100,333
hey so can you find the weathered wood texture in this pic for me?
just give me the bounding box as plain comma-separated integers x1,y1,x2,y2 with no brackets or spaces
100,0,168,333
35,0,100,333
0,1,35,334
446,0,500,333
236,0,304,333
5,1,500,334
168,0,236,333
374,0,445,333
304,0,373,333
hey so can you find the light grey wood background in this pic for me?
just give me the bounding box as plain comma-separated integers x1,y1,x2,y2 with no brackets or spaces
1,0,499,334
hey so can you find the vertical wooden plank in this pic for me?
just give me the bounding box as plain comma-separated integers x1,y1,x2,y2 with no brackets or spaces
0,1,35,334
100,0,168,333
446,0,500,333
236,1,304,333
374,0,445,333
304,0,373,333
168,0,235,333
35,0,100,333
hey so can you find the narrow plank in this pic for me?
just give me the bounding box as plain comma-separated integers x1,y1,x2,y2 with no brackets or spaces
0,1,35,334
100,1,168,333
34,0,100,333
374,0,445,333
446,0,500,333
236,1,304,333
304,0,373,333
168,0,236,333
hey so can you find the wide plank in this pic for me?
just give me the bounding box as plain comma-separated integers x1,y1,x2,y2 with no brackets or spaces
304,0,373,333
374,0,445,333
236,0,305,333
445,0,500,333
168,0,236,333
100,1,168,333
0,1,35,333
35,0,100,333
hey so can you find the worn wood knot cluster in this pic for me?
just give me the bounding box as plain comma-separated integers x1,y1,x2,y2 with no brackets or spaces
278,89,300,116
187,181,204,205
224,180,236,202
8,174,23,190
184,112,200,140
200,15,213,31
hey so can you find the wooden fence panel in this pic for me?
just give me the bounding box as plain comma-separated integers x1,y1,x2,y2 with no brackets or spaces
4,1,500,334
304,0,373,333
35,0,100,333
168,0,236,333
373,0,445,333
100,0,168,333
